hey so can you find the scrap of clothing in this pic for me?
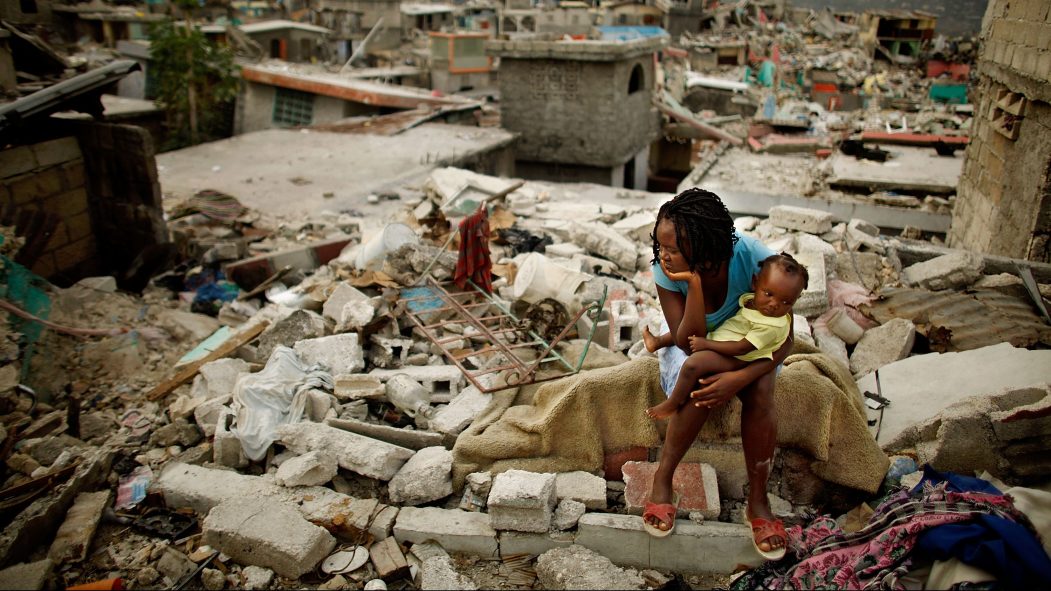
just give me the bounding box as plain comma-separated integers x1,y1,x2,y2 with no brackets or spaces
453,207,493,293
731,466,1051,590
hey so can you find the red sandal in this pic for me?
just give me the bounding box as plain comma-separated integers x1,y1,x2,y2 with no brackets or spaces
744,510,787,560
642,493,680,538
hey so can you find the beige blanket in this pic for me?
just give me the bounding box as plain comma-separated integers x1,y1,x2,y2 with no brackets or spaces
452,345,889,494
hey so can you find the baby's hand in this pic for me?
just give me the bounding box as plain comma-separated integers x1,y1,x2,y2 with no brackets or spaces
689,335,708,352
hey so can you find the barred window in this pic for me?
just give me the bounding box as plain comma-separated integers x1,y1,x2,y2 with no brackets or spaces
272,88,314,127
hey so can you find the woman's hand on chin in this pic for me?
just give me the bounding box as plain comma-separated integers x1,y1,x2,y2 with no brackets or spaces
660,259,701,284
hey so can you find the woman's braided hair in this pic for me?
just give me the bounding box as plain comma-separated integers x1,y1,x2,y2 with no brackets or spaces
651,188,739,272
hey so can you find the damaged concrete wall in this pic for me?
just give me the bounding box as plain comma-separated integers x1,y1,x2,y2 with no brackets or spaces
72,122,170,286
949,0,1051,262
0,137,101,281
487,37,664,187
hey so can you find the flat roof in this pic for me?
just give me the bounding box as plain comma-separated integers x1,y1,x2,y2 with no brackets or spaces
239,19,331,35
401,4,455,16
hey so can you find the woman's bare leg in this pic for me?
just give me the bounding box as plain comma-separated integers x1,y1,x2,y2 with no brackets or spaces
738,369,784,552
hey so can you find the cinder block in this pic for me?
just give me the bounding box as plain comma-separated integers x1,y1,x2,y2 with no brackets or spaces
369,366,465,397
768,205,834,234
575,513,760,574
31,138,81,168
203,497,336,579
901,251,984,290
608,299,640,352
487,470,557,533
991,387,1051,441
554,471,607,510
621,461,721,520
393,507,498,557
293,333,365,375
0,146,38,178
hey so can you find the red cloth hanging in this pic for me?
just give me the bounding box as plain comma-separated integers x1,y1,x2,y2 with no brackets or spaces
453,206,493,293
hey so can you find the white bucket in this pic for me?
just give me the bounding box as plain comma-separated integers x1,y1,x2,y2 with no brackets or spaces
513,252,591,305
354,223,419,271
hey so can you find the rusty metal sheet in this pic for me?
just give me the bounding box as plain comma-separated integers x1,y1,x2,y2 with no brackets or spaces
861,286,1051,352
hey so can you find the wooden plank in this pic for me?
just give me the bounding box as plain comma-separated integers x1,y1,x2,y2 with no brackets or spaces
368,535,408,581
146,321,268,401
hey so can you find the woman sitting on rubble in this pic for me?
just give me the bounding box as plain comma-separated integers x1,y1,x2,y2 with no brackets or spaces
640,188,792,560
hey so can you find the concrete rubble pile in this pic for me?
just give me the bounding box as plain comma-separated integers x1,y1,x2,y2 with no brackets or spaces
1,163,1049,590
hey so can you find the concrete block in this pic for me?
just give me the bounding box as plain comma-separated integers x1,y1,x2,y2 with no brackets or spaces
768,205,834,234
568,221,638,270
622,462,720,520
369,335,413,367
576,308,610,346
393,507,498,557
535,544,645,590
552,499,586,531
47,490,110,563
487,470,557,533
0,560,54,590
193,396,231,438
195,358,251,399
371,504,400,540
203,497,336,579
554,471,607,510
793,314,815,347
901,251,984,291
498,530,575,558
277,422,414,481
813,327,850,371
294,333,364,375
612,212,656,242
608,299,641,352
791,247,828,318
32,138,81,168
326,417,444,450
370,366,465,397
323,282,372,323
334,374,386,401
848,218,880,237
991,386,1051,441
849,317,916,378
388,446,454,506
420,556,477,590
275,450,338,487
429,386,490,435
575,513,760,574
157,462,282,514
680,440,748,501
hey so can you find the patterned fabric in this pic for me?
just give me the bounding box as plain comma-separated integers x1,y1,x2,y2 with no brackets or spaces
453,207,492,293
731,482,1038,590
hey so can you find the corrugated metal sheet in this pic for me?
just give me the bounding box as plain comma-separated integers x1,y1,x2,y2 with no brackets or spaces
861,286,1051,352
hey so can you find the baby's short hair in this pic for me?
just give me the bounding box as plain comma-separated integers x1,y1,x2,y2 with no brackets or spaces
758,252,809,289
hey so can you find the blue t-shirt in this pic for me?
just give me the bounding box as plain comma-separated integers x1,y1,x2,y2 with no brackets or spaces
651,234,775,331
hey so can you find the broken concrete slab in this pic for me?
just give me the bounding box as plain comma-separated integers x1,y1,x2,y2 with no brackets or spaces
393,507,498,557
535,544,645,590
387,446,454,506
902,251,984,291
814,327,850,371
203,497,337,579
860,343,1051,446
420,556,478,590
47,490,111,563
622,462,720,520
242,565,274,589
256,309,327,361
194,358,252,399
552,499,586,531
768,205,834,234
554,471,607,510
0,560,54,590
325,418,444,451
428,386,490,436
567,221,638,271
791,246,829,318
333,374,386,401
849,317,916,378
575,513,760,574
150,419,202,448
828,146,962,195
275,450,338,487
277,422,415,481
487,470,557,533
294,333,365,375
369,366,465,396
323,282,372,323
990,385,1051,442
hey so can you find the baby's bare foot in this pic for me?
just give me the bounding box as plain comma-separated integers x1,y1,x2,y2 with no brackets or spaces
646,399,677,420
643,326,660,353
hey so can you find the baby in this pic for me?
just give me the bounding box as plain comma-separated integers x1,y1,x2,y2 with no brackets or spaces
645,253,808,420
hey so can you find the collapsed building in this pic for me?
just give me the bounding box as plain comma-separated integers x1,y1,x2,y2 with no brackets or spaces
0,0,1050,590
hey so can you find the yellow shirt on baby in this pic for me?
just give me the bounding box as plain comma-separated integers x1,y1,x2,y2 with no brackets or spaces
708,293,791,362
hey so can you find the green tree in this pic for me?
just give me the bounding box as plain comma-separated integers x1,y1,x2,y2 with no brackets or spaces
149,3,238,149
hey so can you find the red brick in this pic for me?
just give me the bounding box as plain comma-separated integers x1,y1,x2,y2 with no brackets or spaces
603,446,648,481
621,461,720,520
